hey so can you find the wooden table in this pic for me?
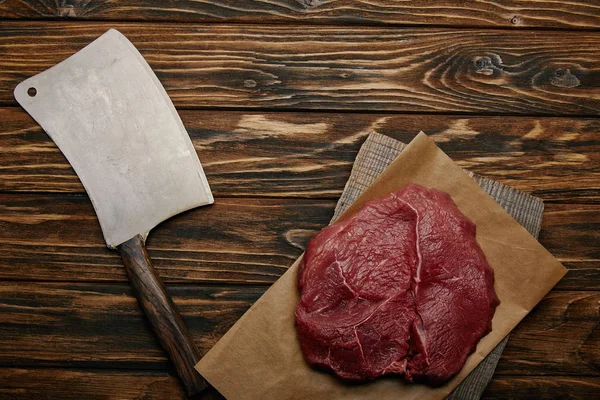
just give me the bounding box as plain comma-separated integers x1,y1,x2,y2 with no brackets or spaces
0,2,598,399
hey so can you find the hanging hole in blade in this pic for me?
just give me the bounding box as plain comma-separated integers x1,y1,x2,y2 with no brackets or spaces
27,87,37,97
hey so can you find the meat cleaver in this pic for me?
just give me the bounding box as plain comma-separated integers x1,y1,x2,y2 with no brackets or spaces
14,29,213,397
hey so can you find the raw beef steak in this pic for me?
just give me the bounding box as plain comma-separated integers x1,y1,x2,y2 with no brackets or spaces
295,183,499,385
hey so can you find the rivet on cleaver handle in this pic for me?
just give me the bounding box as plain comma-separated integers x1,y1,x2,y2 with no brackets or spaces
14,29,213,397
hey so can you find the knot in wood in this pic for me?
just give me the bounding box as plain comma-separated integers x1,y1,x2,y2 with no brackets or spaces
296,0,324,8
473,56,502,76
58,5,78,18
244,79,257,88
551,68,580,88
510,16,521,25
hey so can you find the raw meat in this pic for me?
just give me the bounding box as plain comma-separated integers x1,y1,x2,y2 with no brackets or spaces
295,183,499,386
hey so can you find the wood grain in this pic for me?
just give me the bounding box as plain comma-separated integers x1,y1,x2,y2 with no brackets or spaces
539,204,600,261
0,194,597,286
0,283,263,369
0,283,263,370
117,236,208,397
483,376,600,400
497,291,600,376
0,368,191,400
0,1,599,30
0,195,333,284
2,108,599,203
1,369,598,400
1,22,600,114
0,283,598,376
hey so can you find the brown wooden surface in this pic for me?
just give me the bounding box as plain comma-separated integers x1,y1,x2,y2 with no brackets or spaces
0,1,598,30
0,283,598,376
2,23,600,115
1,370,598,400
2,109,599,203
0,195,597,287
0,2,598,400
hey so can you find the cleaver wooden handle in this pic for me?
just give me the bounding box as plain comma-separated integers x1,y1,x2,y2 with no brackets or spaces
117,235,209,397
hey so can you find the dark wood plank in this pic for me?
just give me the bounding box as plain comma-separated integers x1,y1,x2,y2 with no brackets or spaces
556,261,600,291
539,204,600,261
0,194,597,286
0,283,263,369
0,195,334,284
0,283,598,376
2,108,599,203
497,291,600,376
0,195,320,283
1,22,600,114
0,1,598,30
0,368,191,400
1,369,599,400
482,376,600,400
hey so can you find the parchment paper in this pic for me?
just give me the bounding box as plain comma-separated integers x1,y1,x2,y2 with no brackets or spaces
196,132,567,400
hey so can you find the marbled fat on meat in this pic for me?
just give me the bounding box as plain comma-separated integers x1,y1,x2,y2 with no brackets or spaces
295,183,499,386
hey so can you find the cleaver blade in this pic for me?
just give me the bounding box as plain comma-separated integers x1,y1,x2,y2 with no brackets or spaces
14,28,213,248
14,29,213,397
